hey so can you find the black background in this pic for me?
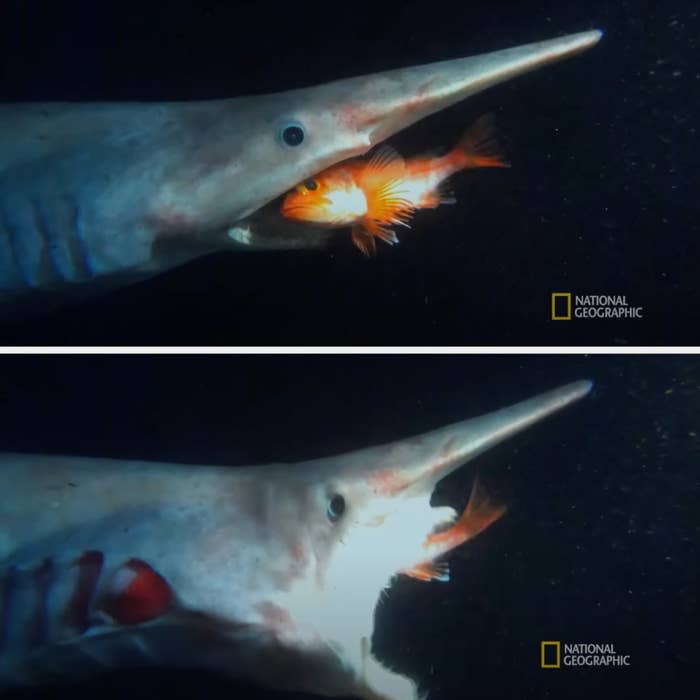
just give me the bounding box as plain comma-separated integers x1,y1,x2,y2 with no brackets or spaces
0,354,696,698
0,0,697,345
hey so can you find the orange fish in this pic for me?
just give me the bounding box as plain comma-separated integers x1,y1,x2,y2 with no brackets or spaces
281,115,510,255
402,476,506,582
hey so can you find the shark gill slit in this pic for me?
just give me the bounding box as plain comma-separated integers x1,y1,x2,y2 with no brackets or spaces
0,207,30,288
68,197,93,278
69,550,105,634
0,566,16,655
30,197,64,284
31,557,54,647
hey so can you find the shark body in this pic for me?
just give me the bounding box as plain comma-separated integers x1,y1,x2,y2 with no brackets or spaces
0,30,601,310
0,380,592,699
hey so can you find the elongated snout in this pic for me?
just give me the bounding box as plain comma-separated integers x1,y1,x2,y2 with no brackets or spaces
335,380,593,498
334,30,602,147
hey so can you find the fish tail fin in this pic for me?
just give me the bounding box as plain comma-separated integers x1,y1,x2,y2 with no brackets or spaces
452,114,511,170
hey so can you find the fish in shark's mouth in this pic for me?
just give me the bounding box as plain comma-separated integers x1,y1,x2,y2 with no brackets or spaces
281,115,510,255
0,380,592,699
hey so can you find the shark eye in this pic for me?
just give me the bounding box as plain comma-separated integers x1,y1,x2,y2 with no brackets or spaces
326,493,345,522
279,121,306,147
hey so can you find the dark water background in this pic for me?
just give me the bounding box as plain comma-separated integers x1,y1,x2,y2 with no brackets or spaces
0,0,697,345
0,354,696,698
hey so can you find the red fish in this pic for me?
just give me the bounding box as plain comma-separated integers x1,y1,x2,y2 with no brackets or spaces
402,476,506,582
281,115,509,255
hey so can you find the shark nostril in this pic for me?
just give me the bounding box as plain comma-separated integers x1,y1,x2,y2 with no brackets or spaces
326,494,346,522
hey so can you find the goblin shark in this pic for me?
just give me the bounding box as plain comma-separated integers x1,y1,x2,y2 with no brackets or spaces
0,30,601,308
0,379,592,699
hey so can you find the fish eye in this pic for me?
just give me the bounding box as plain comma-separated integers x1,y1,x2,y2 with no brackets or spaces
304,179,318,191
326,493,345,522
279,121,306,147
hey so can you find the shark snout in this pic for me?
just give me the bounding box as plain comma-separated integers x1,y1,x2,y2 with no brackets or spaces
346,381,594,580
364,380,593,500
339,30,602,147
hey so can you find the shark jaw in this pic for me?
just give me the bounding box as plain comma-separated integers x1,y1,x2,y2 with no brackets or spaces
267,493,459,700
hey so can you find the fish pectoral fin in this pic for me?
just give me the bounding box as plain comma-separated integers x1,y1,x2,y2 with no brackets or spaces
351,225,377,256
401,561,451,582
368,177,415,226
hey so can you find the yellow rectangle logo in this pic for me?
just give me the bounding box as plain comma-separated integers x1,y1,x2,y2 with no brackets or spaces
541,640,561,668
551,293,572,320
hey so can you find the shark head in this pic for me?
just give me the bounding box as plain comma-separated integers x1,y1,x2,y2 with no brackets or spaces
241,380,593,699
160,30,602,244
236,31,601,219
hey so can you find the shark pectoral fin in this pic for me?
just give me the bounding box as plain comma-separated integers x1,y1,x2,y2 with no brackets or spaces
401,561,451,583
425,477,507,555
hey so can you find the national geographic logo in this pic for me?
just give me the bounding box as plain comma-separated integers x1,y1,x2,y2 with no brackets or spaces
540,641,631,668
551,293,644,320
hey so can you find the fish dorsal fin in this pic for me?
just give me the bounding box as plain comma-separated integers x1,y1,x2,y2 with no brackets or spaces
367,144,405,173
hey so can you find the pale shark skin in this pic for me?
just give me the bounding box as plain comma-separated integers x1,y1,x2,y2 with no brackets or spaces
0,380,592,699
0,30,601,306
